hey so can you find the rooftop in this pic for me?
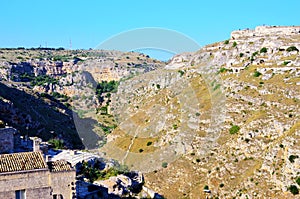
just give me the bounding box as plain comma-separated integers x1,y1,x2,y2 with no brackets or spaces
0,151,47,173
47,160,74,172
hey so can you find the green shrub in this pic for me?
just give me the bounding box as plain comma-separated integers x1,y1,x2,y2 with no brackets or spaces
53,55,69,62
289,155,299,163
30,75,59,86
229,125,240,134
213,84,221,91
95,165,129,181
296,177,300,186
178,70,185,76
239,53,244,57
173,124,178,130
232,41,237,47
219,67,227,73
252,51,259,57
162,162,168,168
204,185,209,190
260,47,268,53
288,185,299,195
224,40,229,44
96,80,119,103
286,46,299,52
283,61,291,66
253,70,262,77
96,80,118,94
51,92,69,101
100,125,115,135
48,139,64,149
146,141,153,146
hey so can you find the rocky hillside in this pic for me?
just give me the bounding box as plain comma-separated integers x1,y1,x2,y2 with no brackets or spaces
0,48,164,149
99,26,300,198
0,26,299,198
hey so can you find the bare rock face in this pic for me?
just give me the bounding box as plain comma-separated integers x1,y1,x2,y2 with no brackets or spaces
231,25,300,39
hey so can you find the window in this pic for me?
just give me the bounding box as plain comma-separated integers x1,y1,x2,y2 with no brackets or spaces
53,194,63,199
15,190,26,199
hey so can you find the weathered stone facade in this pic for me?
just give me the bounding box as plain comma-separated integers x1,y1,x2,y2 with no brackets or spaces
0,127,15,153
48,161,76,199
50,171,76,199
0,170,52,199
0,152,76,199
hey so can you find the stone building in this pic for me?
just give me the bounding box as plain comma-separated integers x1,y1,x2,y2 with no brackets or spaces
0,127,17,154
0,151,76,199
0,126,45,153
48,160,76,199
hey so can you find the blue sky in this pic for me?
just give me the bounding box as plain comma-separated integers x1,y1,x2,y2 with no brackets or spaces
1,0,299,51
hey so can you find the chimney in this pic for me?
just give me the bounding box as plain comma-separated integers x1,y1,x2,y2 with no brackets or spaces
45,155,49,162
33,138,41,152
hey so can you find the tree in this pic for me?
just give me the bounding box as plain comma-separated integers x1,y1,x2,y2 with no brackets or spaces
232,41,237,47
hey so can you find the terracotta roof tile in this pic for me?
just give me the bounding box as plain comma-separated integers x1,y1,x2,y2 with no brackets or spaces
47,160,73,172
0,152,47,173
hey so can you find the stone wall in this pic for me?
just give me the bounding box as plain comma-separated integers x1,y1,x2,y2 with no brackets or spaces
0,187,52,199
50,170,76,199
0,127,15,154
0,169,52,199
0,168,76,199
